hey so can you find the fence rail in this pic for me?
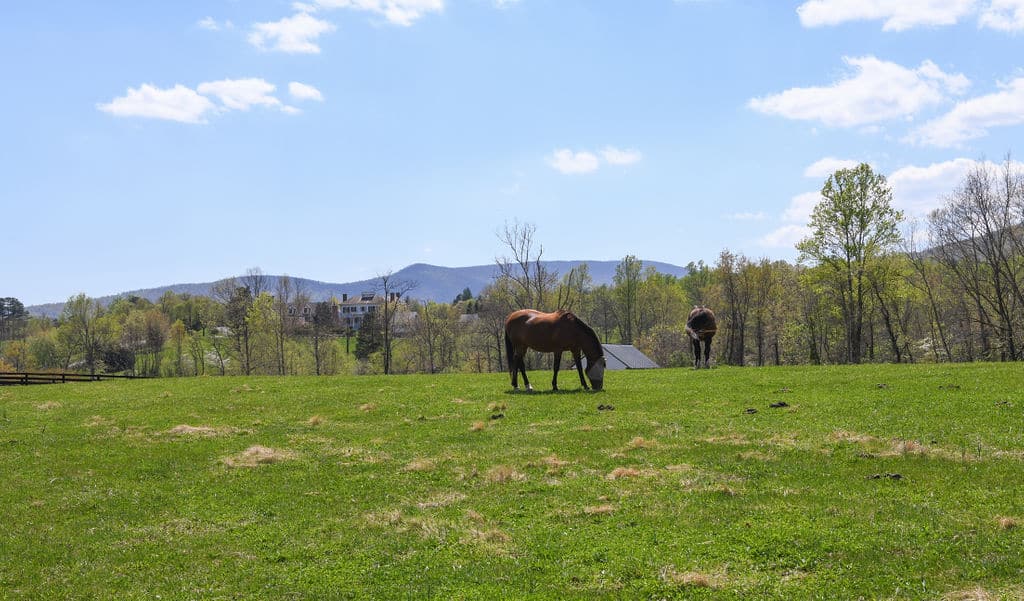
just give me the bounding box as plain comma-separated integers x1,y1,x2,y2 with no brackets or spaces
0,372,148,385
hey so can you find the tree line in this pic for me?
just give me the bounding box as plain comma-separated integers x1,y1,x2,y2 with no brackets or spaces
2,158,1023,375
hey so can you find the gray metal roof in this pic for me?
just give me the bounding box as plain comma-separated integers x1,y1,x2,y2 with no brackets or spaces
601,344,659,370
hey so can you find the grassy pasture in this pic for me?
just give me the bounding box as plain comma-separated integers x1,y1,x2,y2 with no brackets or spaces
1,364,1023,600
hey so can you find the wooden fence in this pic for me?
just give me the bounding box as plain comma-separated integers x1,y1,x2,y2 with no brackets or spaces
0,372,148,385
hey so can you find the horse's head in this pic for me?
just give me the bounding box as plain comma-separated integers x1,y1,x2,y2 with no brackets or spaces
585,355,606,391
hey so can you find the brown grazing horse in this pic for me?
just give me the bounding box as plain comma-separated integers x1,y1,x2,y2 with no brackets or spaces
504,309,606,391
685,305,717,369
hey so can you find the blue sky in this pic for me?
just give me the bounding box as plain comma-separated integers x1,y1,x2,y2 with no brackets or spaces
3,0,1024,306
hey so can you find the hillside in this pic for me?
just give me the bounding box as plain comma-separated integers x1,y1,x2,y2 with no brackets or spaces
26,259,689,317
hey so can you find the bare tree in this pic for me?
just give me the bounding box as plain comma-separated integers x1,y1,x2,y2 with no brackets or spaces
377,271,418,375
930,158,1023,360
495,221,557,311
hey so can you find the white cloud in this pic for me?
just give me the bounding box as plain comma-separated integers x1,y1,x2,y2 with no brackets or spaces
887,158,976,216
758,191,820,249
547,149,600,174
908,77,1024,147
601,146,643,166
889,157,1024,216
97,84,217,124
289,82,325,102
99,79,306,123
804,157,862,178
748,56,969,127
760,224,812,249
726,212,767,221
197,78,282,111
198,17,233,31
249,12,335,53
980,0,1024,30
313,0,443,26
796,0,978,31
783,191,823,224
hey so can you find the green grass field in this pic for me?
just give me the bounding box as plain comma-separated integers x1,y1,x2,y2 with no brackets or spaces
1,364,1022,600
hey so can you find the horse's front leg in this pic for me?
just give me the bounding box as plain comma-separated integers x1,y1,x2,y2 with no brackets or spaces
703,336,713,368
551,351,561,391
692,338,701,369
573,351,589,390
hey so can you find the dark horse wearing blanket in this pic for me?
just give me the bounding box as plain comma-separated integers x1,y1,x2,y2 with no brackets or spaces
686,305,717,369
504,309,606,391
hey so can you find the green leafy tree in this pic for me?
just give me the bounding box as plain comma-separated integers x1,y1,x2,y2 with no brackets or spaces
0,297,29,341
57,294,113,374
797,163,904,364
355,310,383,360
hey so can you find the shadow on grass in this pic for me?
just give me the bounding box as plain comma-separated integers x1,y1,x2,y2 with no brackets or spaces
504,388,603,396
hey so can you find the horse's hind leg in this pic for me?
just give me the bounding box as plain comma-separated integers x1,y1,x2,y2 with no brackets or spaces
551,351,561,391
510,351,519,389
692,338,701,369
518,353,532,391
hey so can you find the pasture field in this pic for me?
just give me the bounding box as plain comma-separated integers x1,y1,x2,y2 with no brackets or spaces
1,364,1022,600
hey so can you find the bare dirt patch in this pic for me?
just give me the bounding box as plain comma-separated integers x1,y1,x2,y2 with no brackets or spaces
359,403,375,412
35,401,61,410
997,516,1020,530
583,504,616,515
307,415,326,425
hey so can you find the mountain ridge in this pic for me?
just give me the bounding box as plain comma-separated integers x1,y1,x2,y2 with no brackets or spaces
25,259,690,318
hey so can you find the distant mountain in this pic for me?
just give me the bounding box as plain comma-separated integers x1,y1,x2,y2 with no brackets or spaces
26,260,689,318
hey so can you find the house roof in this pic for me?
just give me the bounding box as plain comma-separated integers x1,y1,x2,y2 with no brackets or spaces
601,344,659,370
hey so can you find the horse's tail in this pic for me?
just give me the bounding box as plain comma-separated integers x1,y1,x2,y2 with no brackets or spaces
504,326,514,375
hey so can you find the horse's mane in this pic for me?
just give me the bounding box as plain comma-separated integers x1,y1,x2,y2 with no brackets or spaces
566,312,603,357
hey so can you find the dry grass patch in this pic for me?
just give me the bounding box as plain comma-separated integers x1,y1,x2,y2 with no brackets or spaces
417,491,467,509
739,450,775,461
165,424,233,437
831,430,878,444
307,415,325,425
404,458,437,472
659,566,721,589
486,465,527,484
583,504,616,516
626,436,656,450
221,445,296,468
35,401,61,410
470,421,487,432
607,467,641,480
84,415,113,427
704,433,748,445
466,528,511,544
997,516,1020,530
359,403,375,412
941,586,1024,601
487,402,507,412
539,454,571,472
